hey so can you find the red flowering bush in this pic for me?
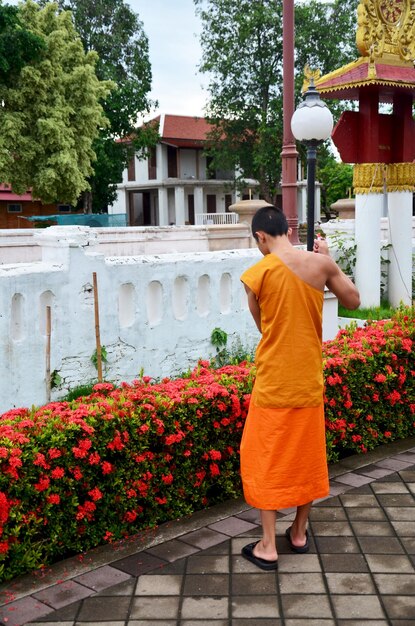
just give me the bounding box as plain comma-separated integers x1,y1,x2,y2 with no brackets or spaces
1,306,415,582
323,306,415,460
0,362,254,582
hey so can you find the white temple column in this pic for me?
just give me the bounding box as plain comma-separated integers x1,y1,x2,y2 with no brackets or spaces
353,164,384,308
174,186,185,226
386,163,415,307
194,186,204,217
158,187,169,226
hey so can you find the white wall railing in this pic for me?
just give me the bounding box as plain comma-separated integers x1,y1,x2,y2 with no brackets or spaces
0,226,337,414
195,212,239,225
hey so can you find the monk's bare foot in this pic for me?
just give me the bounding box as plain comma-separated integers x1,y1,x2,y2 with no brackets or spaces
253,539,278,562
289,525,307,548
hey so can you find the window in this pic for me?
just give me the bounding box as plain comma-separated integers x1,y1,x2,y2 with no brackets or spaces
57,204,71,213
7,204,22,213
148,147,157,180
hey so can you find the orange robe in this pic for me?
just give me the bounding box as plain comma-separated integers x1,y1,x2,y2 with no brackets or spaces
240,253,329,510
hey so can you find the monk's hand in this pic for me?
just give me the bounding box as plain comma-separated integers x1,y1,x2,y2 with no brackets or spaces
313,238,330,255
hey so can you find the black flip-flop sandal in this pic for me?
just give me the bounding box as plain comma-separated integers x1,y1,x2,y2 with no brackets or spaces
285,526,310,553
241,541,279,571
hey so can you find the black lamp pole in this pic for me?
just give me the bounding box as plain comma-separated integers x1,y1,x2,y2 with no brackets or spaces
305,140,318,252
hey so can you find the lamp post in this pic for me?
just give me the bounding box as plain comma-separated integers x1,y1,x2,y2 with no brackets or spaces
291,79,334,251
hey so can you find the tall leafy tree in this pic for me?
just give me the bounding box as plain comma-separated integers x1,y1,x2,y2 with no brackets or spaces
0,3,45,86
195,0,358,204
0,0,113,204
39,0,157,212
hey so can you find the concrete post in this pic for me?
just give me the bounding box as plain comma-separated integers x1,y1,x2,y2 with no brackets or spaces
194,186,204,216
158,187,169,226
386,163,415,307
174,186,186,226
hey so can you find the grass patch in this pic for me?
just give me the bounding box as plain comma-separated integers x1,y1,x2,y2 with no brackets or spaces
338,302,395,320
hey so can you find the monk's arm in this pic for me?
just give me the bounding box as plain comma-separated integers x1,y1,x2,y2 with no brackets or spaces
244,284,261,333
315,239,360,310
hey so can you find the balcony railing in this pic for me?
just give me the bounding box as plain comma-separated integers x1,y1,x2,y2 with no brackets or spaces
195,212,239,225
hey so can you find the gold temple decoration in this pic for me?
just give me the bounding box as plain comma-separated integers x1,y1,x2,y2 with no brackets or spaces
353,162,415,193
302,64,321,92
385,162,415,191
356,0,415,61
353,163,386,194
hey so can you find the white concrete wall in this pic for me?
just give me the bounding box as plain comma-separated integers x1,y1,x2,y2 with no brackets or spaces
0,226,338,414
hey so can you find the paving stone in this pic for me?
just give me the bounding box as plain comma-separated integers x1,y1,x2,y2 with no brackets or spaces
278,572,326,594
130,595,180,619
73,565,132,592
336,619,392,626
127,621,176,626
135,574,182,595
366,553,414,573
183,573,229,596
277,554,322,573
377,494,415,507
325,572,376,594
284,621,335,626
373,573,415,594
310,521,353,536
94,578,136,597
33,580,93,610
76,622,125,626
350,521,394,536
400,537,415,553
332,594,386,619
334,472,375,487
340,493,379,507
231,594,279,618
231,573,277,595
376,458,414,471
191,541,230,556
327,482,355,496
235,508,261,524
180,596,228,619
208,516,258,536
27,600,81,622
112,551,167,575
346,507,387,521
357,466,396,479
309,507,347,521
314,536,360,554
371,481,410,494
76,596,131,621
399,469,415,481
384,506,415,520
390,520,415,535
382,595,415,619
281,594,332,618
315,496,342,507
320,553,369,572
408,482,415,494
146,539,199,562
186,554,230,574
234,619,282,626
231,554,277,574
179,528,229,550
358,536,405,553
181,621,229,626
394,453,415,464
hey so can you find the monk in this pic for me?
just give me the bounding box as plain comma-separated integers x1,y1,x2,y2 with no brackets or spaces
240,205,360,570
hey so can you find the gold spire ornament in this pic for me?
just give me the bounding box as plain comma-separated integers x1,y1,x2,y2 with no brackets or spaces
356,0,415,61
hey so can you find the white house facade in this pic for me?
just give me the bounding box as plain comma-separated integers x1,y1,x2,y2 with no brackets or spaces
110,114,260,226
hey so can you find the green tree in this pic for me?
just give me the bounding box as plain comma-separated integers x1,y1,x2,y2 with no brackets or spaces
318,159,354,215
195,0,358,204
39,0,157,212
0,0,113,204
0,3,45,85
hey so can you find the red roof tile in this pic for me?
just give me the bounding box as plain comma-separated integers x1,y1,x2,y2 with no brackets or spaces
161,115,212,142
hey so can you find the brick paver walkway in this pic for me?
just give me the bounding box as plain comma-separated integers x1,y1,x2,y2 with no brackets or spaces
1,438,414,625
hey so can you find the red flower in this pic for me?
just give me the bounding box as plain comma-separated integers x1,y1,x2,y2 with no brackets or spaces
209,450,222,461
34,476,50,492
161,474,174,485
47,494,60,505
384,431,392,438
88,487,103,501
101,461,113,475
0,541,9,554
209,463,220,476
374,374,386,383
51,467,65,479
